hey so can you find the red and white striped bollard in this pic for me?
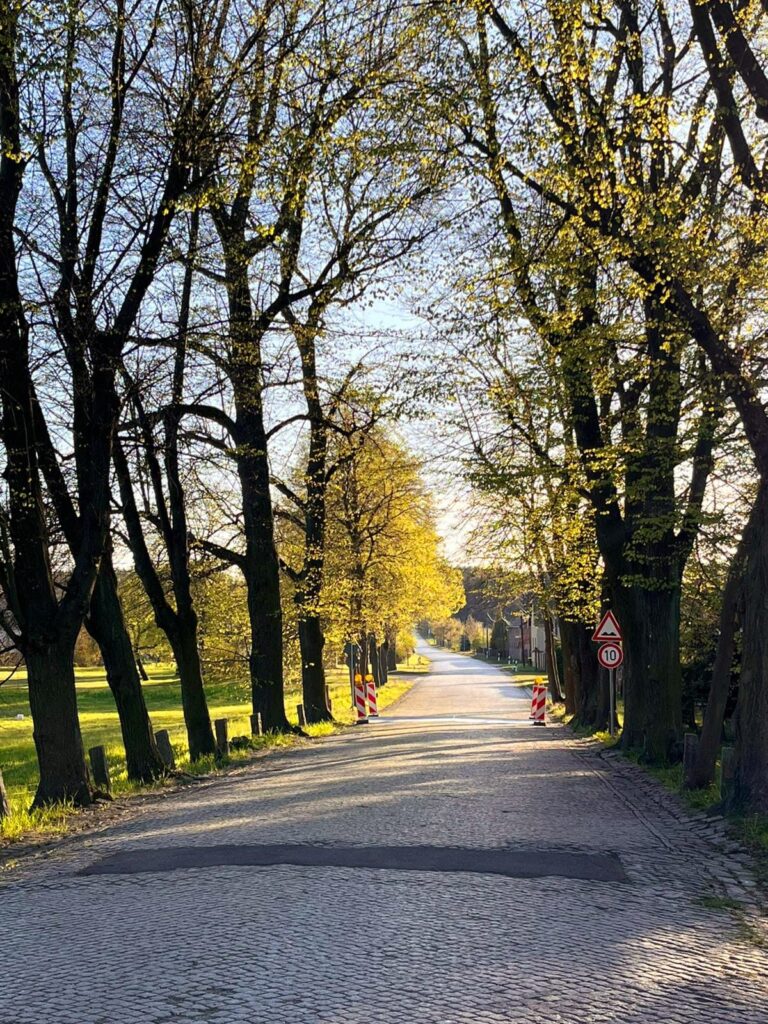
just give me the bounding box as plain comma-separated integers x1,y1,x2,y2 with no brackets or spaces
354,673,369,725
529,684,540,719
365,673,378,717
532,680,547,726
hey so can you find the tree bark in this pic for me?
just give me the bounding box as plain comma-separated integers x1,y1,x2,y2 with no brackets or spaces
168,617,215,761
85,557,164,782
369,634,382,690
730,478,768,812
385,627,397,671
114,439,216,759
298,611,332,723
236,407,290,732
559,618,579,716
615,584,682,762
26,642,92,807
576,625,607,729
685,501,755,789
136,654,149,682
544,614,563,701
0,12,92,808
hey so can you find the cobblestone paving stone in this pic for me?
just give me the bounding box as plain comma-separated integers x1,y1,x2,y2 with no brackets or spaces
1,645,766,1023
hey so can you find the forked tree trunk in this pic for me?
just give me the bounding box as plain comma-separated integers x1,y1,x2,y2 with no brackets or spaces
298,612,332,723
86,559,164,782
26,642,92,808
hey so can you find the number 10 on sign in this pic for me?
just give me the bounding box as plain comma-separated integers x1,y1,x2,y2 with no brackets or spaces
597,642,624,670
593,612,623,738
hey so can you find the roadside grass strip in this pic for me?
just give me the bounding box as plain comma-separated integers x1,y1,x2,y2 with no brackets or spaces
0,661,422,843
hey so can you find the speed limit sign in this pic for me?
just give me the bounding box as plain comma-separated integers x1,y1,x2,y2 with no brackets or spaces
597,642,624,669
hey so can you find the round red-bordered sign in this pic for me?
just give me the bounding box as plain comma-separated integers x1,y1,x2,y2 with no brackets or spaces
597,642,624,669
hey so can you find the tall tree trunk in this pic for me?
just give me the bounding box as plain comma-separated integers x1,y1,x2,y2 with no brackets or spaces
114,439,216,759
544,614,563,701
576,625,607,729
26,641,92,808
0,14,94,808
730,478,768,812
597,664,615,733
241,528,288,732
615,584,682,762
686,504,753,789
559,618,579,716
385,626,397,671
359,630,370,674
86,557,164,782
169,620,216,761
369,634,382,689
298,610,332,723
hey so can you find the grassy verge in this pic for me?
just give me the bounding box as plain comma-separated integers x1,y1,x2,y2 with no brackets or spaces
0,657,426,843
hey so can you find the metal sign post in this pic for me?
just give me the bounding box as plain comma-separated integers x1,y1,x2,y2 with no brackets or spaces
593,615,624,739
345,641,357,708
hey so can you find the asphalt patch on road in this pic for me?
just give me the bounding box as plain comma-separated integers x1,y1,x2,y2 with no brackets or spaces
79,844,627,882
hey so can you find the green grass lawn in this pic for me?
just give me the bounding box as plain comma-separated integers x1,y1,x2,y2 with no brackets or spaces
0,655,426,841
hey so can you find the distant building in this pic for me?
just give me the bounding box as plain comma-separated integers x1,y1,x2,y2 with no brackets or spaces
454,568,552,668
506,613,548,669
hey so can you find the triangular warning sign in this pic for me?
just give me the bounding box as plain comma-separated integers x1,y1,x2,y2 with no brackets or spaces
592,609,622,642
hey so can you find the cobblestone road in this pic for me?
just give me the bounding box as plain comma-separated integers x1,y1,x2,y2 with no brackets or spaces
2,646,767,1023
